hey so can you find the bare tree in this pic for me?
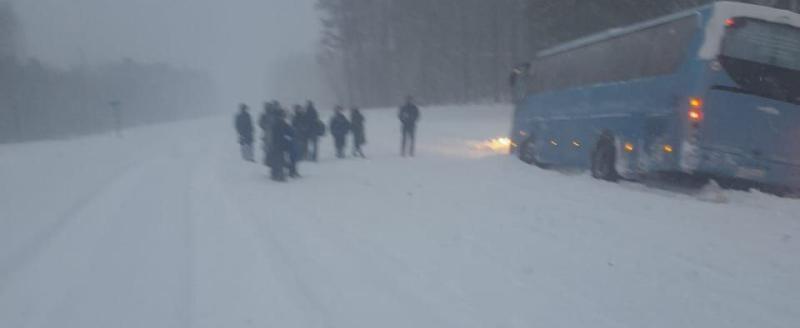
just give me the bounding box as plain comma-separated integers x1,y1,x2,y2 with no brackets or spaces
0,2,219,143
316,0,797,108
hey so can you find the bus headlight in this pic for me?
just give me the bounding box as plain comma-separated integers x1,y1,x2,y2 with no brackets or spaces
496,138,512,146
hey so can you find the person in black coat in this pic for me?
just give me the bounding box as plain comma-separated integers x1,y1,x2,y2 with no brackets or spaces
259,102,275,165
350,107,366,158
234,104,255,162
399,96,421,157
329,106,351,159
267,109,298,181
305,101,321,161
291,105,309,161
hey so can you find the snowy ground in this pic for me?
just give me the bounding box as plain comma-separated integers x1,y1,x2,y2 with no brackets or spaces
1,105,799,328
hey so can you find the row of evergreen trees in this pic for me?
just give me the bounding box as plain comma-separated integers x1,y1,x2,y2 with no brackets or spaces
316,0,798,107
0,3,218,143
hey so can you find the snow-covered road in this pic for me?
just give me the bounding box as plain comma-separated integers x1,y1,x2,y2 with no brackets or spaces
1,105,799,328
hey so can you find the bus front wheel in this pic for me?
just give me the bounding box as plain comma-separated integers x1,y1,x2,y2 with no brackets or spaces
519,138,542,166
591,137,619,182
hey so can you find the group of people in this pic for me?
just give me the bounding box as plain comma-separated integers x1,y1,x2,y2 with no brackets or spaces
234,97,421,182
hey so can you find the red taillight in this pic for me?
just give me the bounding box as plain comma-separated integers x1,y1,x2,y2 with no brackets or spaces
688,108,704,122
725,18,736,27
688,97,704,123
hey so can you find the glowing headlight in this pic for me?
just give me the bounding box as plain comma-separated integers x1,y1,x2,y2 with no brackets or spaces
496,138,512,146
474,137,514,153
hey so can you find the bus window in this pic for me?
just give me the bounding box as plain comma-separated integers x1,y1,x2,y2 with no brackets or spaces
525,15,696,96
720,18,800,104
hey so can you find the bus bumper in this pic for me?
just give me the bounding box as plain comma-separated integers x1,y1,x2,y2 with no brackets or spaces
619,141,800,190
681,146,800,190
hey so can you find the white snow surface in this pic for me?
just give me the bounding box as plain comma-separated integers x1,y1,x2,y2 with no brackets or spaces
1,104,799,328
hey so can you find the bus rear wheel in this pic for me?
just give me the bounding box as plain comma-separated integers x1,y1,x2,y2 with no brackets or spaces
591,137,619,182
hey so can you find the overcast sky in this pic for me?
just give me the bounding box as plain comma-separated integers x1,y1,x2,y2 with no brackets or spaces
11,0,320,105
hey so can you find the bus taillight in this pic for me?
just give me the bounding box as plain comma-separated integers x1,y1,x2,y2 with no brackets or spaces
724,17,747,29
689,108,704,122
725,18,736,27
689,97,703,108
688,98,704,123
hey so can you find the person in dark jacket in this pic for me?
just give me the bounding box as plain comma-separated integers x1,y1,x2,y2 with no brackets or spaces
259,102,275,165
399,96,421,157
329,106,351,159
305,101,321,161
350,107,366,158
291,105,309,161
267,109,298,181
235,104,255,162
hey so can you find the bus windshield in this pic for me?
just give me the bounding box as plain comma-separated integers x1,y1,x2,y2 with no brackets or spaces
719,18,800,104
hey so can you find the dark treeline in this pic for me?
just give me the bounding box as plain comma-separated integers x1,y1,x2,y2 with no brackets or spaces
316,0,798,108
0,3,218,143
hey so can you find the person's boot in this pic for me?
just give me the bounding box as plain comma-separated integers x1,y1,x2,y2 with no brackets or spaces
289,167,301,178
271,169,287,182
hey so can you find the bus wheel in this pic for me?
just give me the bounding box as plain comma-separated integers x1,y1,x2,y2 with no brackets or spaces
591,137,619,182
519,138,541,166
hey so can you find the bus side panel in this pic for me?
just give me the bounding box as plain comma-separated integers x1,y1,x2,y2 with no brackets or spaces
512,9,711,176
520,75,687,175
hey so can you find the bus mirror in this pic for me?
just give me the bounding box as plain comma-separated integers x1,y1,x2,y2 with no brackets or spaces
510,63,531,102
509,63,531,87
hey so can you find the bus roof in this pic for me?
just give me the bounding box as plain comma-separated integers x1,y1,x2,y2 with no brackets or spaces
537,1,800,59
536,5,710,58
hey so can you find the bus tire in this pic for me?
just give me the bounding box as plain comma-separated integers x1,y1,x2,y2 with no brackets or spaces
518,138,542,166
591,136,619,182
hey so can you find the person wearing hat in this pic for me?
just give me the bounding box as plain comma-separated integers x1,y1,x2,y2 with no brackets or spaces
267,108,299,181
350,107,366,158
399,96,421,157
234,104,255,162
329,106,352,159
305,100,322,161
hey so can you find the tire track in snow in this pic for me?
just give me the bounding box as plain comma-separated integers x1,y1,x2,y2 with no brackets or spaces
222,169,476,327
0,162,141,292
231,194,337,328
1,157,193,327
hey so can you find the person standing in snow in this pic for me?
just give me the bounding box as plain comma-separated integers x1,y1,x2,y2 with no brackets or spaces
350,107,366,158
291,104,309,161
329,106,351,159
399,96,421,157
267,109,299,181
305,100,322,162
235,104,255,162
259,102,275,165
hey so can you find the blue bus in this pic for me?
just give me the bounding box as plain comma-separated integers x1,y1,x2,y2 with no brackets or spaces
510,1,800,191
